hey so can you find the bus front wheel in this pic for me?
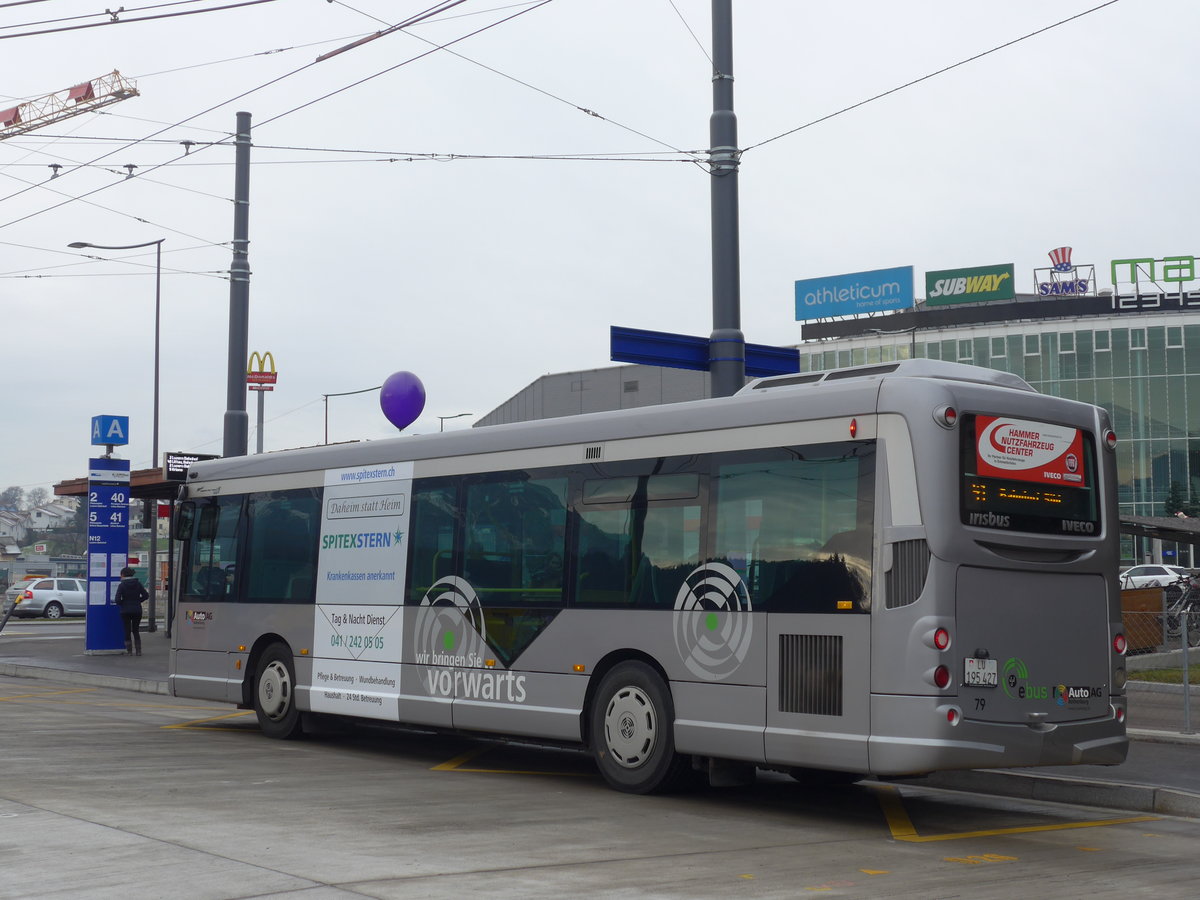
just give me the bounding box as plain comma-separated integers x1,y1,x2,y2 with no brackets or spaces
590,661,687,794
253,643,303,739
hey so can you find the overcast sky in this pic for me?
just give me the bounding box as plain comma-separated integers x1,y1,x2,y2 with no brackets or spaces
1,0,1195,498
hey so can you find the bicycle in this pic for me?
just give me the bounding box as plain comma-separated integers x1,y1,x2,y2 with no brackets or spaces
1163,572,1200,648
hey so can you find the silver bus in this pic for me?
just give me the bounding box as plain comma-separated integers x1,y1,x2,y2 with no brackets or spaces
169,360,1128,793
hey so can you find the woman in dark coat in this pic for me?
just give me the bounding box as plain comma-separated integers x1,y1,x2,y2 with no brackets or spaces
113,566,148,656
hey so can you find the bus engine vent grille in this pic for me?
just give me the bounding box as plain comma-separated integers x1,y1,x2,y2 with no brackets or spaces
778,634,843,716
583,445,604,461
885,539,930,609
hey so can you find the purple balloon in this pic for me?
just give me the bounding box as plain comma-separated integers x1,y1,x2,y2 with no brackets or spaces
379,371,426,431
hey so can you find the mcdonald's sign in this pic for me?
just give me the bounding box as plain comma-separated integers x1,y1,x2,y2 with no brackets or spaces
247,351,278,391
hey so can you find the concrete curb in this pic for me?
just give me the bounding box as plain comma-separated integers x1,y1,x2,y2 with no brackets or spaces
0,662,167,695
903,768,1200,819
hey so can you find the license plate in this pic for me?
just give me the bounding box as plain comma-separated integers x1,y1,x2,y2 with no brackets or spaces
964,657,998,687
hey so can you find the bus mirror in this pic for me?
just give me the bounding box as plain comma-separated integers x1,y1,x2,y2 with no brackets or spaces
172,501,196,542
196,503,219,541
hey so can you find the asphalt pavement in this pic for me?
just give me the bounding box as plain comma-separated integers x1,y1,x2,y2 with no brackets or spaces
2,618,1199,818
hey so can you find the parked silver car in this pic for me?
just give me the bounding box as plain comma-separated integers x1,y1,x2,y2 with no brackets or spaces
4,578,88,619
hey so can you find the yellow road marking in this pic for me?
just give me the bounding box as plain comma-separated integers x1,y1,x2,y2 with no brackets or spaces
0,687,96,701
162,710,256,730
873,783,1158,843
432,745,595,777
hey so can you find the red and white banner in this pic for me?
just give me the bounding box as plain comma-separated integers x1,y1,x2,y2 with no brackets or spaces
975,416,1086,487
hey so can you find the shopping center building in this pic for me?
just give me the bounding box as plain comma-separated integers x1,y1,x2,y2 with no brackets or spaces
480,252,1200,566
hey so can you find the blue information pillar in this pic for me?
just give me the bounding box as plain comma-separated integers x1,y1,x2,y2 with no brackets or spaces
86,457,131,653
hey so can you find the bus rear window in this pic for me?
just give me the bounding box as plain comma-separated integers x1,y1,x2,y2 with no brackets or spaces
959,413,1099,536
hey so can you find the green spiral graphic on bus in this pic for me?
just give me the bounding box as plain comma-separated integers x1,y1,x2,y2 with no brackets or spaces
414,576,487,662
672,562,753,681
1002,656,1029,700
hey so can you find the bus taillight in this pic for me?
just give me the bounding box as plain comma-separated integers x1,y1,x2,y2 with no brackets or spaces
1103,429,1117,451
1113,633,1127,656
1113,705,1126,724
937,704,961,725
933,405,957,428
932,665,951,689
933,628,950,650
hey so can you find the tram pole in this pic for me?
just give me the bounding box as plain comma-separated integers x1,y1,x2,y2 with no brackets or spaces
223,111,252,458
708,0,745,398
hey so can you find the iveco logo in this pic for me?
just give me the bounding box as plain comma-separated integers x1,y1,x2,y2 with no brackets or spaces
1061,520,1095,534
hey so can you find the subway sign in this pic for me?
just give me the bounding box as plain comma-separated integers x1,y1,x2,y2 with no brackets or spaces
925,263,1014,306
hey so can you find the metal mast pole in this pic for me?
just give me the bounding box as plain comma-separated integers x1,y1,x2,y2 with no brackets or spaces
148,238,161,631
223,111,251,457
708,0,744,397
256,390,265,454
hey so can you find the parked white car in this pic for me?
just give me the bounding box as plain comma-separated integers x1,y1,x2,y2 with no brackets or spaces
1120,565,1192,589
3,577,87,618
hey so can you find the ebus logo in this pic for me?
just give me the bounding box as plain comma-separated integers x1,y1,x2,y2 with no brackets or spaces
672,563,753,681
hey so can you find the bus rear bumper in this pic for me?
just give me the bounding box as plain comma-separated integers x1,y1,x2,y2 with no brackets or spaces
868,695,1129,776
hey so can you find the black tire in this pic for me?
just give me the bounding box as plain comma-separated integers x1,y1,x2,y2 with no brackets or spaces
1186,611,1200,649
253,643,303,739
589,661,688,794
44,602,63,620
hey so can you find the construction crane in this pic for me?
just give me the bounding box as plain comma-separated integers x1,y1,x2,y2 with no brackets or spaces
0,71,138,141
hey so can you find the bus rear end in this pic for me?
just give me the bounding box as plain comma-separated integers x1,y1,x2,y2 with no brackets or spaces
870,371,1127,775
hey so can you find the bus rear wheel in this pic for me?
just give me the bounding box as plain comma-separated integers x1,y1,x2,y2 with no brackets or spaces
253,643,303,739
590,661,687,794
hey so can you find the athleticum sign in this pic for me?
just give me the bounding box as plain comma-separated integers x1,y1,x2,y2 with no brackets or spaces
794,266,913,321
925,263,1014,306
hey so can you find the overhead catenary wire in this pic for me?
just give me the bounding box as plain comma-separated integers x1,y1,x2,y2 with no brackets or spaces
0,0,560,231
0,0,223,32
743,0,1124,153
0,0,280,40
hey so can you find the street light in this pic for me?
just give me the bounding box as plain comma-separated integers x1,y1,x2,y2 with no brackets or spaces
68,238,164,632
438,413,473,432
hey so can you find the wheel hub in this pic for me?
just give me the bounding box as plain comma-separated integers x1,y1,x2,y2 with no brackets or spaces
604,685,657,768
258,661,292,721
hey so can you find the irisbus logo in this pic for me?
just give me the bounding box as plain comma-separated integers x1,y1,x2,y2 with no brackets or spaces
968,511,1011,529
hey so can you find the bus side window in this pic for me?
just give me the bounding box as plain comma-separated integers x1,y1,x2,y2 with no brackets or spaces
463,475,567,606
714,447,874,612
245,489,321,603
182,496,243,600
409,483,458,604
